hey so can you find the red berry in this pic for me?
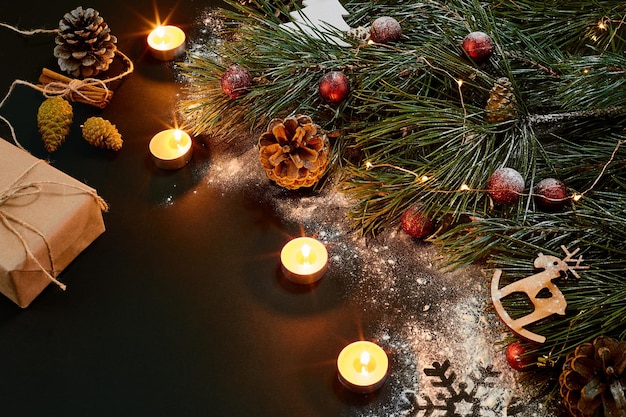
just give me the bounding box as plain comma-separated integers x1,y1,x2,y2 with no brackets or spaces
318,71,350,104
370,16,402,44
505,341,534,371
487,167,524,205
401,205,435,239
221,64,252,99
461,31,494,63
534,178,568,211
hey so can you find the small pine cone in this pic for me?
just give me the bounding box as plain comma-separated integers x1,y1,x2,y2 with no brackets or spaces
82,116,123,150
346,26,371,43
258,115,330,190
559,336,626,417
54,7,118,78
485,77,518,123
37,96,73,152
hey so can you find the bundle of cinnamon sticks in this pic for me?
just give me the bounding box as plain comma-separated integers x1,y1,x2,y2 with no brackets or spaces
37,68,113,109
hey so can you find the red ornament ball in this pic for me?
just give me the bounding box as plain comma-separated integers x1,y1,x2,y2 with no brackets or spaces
534,178,568,211
461,31,494,63
221,64,252,99
505,341,534,372
318,71,350,104
487,167,524,205
401,205,435,239
370,16,402,44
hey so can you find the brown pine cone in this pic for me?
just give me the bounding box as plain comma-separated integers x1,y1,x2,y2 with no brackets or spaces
485,77,517,123
54,6,118,78
258,115,330,190
559,336,626,417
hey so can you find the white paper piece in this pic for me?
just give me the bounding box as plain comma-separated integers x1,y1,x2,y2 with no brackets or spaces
279,0,351,47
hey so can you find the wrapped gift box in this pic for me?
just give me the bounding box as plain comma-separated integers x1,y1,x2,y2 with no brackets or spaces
0,139,106,307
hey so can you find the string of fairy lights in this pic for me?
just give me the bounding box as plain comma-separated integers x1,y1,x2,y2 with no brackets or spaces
364,135,626,205
358,15,625,208
364,136,624,206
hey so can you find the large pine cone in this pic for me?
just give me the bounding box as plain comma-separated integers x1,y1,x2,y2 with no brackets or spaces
258,115,330,190
559,336,626,417
485,77,517,123
54,7,118,78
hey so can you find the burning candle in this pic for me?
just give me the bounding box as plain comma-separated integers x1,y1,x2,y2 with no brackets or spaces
337,341,389,394
149,129,193,170
147,25,186,61
280,237,328,284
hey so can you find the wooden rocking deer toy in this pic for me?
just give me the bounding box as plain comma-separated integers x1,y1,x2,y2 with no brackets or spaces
491,245,588,343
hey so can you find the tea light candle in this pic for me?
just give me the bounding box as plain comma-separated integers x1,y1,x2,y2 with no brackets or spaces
280,237,328,284
337,341,389,394
147,25,186,61
149,129,193,170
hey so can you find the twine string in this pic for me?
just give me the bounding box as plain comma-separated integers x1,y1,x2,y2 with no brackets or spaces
42,77,110,104
0,21,134,148
0,160,109,291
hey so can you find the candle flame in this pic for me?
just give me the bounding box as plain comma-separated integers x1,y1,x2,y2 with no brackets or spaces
169,129,189,150
360,350,371,375
154,26,166,44
301,244,311,264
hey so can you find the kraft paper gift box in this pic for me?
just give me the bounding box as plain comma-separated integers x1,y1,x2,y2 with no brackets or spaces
0,139,107,307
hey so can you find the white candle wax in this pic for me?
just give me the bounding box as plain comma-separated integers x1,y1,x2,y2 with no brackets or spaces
280,237,328,284
149,129,193,170
147,25,186,61
337,341,389,394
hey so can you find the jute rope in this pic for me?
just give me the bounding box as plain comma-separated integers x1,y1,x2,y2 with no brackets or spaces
0,159,109,290
0,22,134,149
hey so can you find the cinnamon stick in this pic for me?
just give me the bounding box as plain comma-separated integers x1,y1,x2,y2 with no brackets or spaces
37,68,114,109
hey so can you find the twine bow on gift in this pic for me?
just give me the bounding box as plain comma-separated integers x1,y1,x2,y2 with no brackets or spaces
0,161,109,291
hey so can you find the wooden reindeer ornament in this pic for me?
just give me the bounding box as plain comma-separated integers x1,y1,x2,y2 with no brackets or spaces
491,245,588,343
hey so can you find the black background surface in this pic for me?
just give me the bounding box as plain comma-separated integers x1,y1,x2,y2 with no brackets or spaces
0,1,375,415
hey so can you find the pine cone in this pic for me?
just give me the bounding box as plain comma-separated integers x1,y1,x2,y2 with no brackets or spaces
559,336,626,417
37,96,73,152
54,7,118,78
485,77,517,123
82,116,123,150
258,115,330,190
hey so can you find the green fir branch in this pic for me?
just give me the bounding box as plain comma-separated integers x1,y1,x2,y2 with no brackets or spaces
176,0,626,388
